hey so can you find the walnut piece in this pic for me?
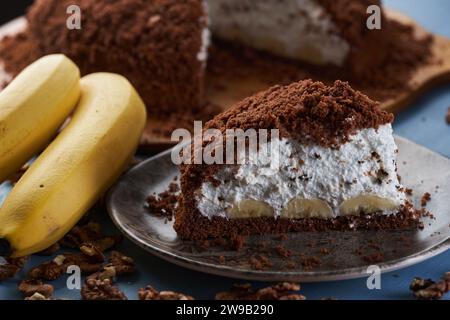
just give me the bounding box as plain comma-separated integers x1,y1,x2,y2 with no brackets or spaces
25,292,50,300
80,243,105,263
215,282,304,300
87,251,135,281
18,279,54,298
0,257,29,282
28,253,103,281
81,278,127,300
410,273,450,300
138,286,193,300
59,221,122,252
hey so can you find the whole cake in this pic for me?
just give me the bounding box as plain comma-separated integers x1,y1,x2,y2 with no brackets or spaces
174,80,419,240
2,0,209,117
207,0,387,78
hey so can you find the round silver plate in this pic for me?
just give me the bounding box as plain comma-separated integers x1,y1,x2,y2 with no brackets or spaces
108,139,450,283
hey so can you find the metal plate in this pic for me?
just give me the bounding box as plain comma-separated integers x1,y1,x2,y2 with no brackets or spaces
107,136,450,282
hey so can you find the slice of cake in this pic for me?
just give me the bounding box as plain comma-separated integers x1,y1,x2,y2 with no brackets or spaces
174,80,419,240
3,0,210,117
207,0,387,78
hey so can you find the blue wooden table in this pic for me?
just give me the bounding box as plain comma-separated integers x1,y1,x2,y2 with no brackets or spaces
1,0,450,300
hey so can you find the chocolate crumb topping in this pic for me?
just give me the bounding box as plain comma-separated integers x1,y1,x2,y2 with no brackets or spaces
1,0,207,117
204,80,392,147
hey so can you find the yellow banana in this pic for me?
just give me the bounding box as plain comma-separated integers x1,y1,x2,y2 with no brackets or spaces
0,54,81,183
0,73,147,257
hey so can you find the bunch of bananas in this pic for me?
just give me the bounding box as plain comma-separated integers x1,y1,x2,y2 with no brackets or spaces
0,54,147,258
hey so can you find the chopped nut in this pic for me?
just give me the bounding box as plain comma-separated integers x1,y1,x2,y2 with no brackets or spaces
28,253,103,281
53,255,66,266
86,251,135,282
80,243,105,263
60,221,122,255
216,282,304,300
84,235,122,252
0,256,29,282
59,221,103,248
25,292,49,300
410,277,435,291
139,286,194,300
8,256,29,269
81,278,127,300
18,279,54,298
410,274,450,300
106,251,135,276
0,263,20,282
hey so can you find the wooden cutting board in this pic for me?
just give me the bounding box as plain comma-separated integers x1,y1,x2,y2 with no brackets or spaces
1,11,450,154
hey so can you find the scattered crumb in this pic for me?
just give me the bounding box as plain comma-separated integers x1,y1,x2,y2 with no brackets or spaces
146,182,179,221
362,252,385,264
286,261,296,270
420,192,431,207
248,255,272,271
299,255,321,270
398,236,412,248
275,245,292,258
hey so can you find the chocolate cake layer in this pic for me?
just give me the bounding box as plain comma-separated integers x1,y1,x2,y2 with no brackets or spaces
2,0,208,117
175,201,421,240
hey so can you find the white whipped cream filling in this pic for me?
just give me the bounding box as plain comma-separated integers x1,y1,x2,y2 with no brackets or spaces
197,124,406,219
207,0,350,66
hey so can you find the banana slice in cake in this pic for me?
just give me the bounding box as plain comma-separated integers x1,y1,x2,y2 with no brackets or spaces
227,199,274,219
281,197,333,219
339,195,399,216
